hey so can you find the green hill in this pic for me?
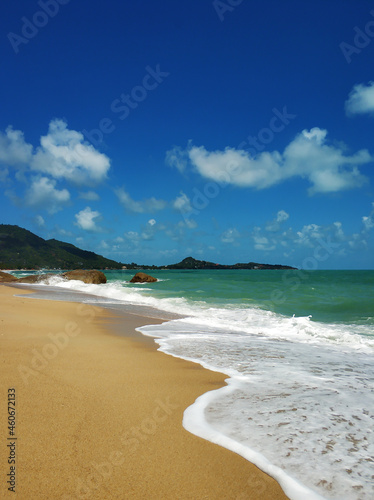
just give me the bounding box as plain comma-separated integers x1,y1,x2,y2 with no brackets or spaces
165,256,296,270
0,225,122,270
0,225,296,271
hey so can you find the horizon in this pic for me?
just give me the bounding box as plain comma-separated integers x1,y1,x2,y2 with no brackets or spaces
1,1,374,270
2,222,374,271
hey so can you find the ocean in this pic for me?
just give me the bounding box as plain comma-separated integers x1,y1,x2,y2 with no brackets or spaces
10,269,374,500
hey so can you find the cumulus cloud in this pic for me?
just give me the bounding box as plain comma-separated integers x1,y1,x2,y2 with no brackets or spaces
115,187,167,213
362,202,374,231
31,119,110,185
0,127,33,166
24,177,70,214
252,227,276,251
74,206,102,232
221,228,240,243
79,191,100,201
124,231,140,242
266,210,289,232
295,223,324,247
165,146,189,173
295,221,346,249
183,218,198,229
34,215,45,227
0,119,110,186
173,192,193,213
345,82,374,116
170,128,371,194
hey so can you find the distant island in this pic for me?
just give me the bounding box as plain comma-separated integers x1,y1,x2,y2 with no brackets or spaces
0,224,296,271
160,256,296,271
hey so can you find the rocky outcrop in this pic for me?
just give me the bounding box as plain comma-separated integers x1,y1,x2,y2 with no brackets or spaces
16,274,54,283
130,272,157,283
62,270,107,284
1,269,107,285
0,271,18,283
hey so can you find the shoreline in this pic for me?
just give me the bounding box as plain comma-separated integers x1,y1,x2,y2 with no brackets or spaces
0,284,287,499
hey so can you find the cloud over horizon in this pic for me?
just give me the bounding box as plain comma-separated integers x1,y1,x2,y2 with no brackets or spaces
167,128,372,194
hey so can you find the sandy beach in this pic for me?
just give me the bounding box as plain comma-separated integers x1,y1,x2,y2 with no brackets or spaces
0,284,287,499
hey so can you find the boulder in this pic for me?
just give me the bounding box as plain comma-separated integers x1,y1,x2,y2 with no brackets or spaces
0,271,18,283
16,274,54,283
62,270,107,284
130,272,157,283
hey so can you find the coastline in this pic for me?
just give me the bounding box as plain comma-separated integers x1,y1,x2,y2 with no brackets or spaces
0,284,287,499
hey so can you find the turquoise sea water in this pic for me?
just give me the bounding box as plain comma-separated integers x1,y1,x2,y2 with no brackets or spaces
101,268,374,327
12,268,374,325
10,268,374,499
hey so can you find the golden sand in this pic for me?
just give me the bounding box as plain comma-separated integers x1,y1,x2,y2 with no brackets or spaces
0,284,287,499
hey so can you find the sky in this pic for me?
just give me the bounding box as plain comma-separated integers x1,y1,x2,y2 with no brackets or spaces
1,0,374,269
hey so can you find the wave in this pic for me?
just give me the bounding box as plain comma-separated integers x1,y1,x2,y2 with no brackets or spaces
16,275,374,352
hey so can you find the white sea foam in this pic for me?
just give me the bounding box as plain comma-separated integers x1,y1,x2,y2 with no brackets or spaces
139,322,374,500
28,276,374,352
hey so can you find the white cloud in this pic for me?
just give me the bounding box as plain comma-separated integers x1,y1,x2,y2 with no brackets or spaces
165,146,189,173
79,191,100,201
221,228,240,243
34,215,45,227
174,128,371,194
276,210,289,222
74,206,102,232
184,218,198,229
55,227,73,238
24,177,70,214
252,226,277,251
294,221,346,249
124,231,141,246
362,202,374,231
0,119,110,187
0,126,33,166
332,221,345,241
348,233,367,250
31,119,110,185
115,187,166,213
295,224,323,247
266,210,289,232
345,82,374,116
253,230,276,251
173,191,193,213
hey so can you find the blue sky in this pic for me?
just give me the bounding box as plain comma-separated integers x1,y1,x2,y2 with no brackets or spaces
1,0,374,268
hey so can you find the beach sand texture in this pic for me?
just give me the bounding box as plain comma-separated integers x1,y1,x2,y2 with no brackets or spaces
0,285,287,499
